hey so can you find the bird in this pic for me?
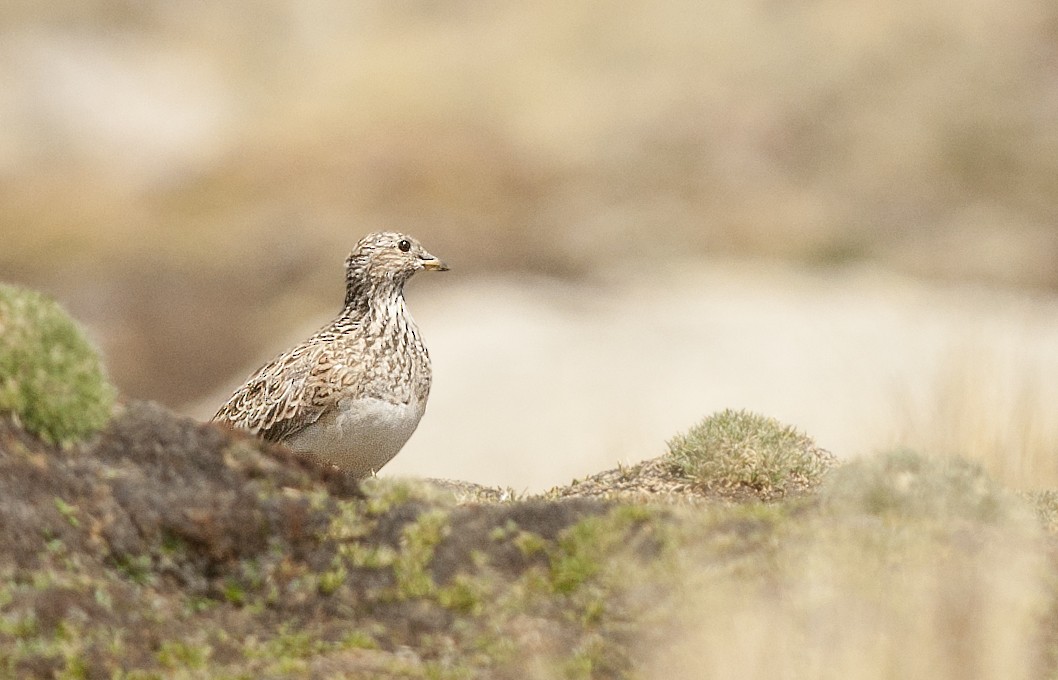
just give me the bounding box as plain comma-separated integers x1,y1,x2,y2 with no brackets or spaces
212,231,448,477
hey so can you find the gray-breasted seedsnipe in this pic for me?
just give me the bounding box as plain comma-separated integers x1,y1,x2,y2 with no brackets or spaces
212,232,448,477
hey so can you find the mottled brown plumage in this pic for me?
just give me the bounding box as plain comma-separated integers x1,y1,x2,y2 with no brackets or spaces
212,232,448,477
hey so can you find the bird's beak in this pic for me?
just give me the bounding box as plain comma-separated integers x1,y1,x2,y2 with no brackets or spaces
420,254,450,271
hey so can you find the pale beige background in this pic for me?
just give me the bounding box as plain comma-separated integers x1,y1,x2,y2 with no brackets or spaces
4,0,1057,488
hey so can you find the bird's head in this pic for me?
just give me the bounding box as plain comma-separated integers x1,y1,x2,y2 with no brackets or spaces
344,232,448,304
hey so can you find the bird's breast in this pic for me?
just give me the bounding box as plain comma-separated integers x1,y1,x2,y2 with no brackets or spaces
285,396,426,476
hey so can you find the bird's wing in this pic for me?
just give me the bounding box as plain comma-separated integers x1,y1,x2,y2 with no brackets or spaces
212,342,354,443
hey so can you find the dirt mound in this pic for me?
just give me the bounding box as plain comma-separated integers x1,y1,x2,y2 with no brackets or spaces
0,401,659,678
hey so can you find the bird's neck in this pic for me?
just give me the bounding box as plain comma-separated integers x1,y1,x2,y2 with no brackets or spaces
343,277,406,317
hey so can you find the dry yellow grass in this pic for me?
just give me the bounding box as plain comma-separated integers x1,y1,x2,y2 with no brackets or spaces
897,341,1058,489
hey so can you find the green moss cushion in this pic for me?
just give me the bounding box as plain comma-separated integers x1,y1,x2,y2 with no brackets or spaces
0,284,115,445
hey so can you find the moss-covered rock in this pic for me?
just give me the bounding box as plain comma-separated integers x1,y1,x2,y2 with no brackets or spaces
0,401,680,678
665,409,836,501
0,284,115,446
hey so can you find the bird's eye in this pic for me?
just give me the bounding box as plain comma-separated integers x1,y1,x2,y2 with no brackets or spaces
398,239,411,252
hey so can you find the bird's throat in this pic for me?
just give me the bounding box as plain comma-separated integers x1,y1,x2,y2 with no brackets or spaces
344,276,405,314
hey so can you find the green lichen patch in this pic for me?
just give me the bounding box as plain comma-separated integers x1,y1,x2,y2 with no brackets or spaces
0,284,115,446
666,409,837,501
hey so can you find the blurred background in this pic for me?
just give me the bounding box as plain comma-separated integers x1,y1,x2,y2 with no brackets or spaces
3,0,1058,490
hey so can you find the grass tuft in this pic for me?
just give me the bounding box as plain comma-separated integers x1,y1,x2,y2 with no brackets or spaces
666,409,836,501
0,284,115,446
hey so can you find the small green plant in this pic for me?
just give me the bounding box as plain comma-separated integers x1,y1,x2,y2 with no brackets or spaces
317,560,347,595
222,579,246,606
360,477,453,516
157,639,211,670
53,498,80,528
666,409,835,500
549,506,655,596
0,284,115,446
114,554,154,586
393,509,450,599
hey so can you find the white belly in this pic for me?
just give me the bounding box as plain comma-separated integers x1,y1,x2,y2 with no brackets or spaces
285,397,426,476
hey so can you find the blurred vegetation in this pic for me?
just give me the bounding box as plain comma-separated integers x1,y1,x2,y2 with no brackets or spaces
820,448,1022,524
1,0,1056,405
0,284,115,446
